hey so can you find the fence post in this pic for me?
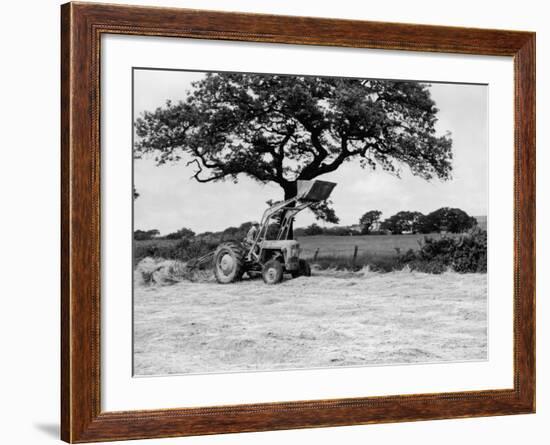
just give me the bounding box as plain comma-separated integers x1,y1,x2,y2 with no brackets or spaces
313,248,319,261
352,245,358,269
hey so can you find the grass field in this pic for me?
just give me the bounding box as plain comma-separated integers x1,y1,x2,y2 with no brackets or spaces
136,233,455,257
296,233,456,259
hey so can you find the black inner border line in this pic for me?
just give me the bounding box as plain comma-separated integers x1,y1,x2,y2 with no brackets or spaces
130,65,489,378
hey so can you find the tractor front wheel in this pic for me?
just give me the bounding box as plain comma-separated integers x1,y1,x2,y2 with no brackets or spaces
213,242,245,284
262,260,283,285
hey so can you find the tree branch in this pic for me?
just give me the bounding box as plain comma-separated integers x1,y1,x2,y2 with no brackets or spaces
298,129,331,179
186,159,226,183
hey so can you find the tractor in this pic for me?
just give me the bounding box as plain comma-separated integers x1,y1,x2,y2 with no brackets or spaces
213,180,336,284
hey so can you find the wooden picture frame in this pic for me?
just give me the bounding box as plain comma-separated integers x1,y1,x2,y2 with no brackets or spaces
61,2,535,442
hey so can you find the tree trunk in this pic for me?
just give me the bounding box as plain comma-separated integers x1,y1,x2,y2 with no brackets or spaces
282,182,298,240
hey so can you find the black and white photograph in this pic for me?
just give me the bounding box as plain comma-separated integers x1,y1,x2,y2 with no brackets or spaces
132,68,488,376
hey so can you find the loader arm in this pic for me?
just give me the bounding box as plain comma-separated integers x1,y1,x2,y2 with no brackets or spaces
246,197,298,261
245,180,337,261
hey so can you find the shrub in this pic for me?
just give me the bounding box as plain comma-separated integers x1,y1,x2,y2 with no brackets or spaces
165,227,196,240
293,227,306,237
401,228,487,273
304,223,324,236
450,228,487,272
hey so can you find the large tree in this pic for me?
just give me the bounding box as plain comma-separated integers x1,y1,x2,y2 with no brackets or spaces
415,207,477,234
135,73,453,224
381,211,424,235
359,210,383,234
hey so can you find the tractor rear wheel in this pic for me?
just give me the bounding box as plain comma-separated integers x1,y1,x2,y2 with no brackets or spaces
262,260,283,285
291,259,311,278
213,242,245,284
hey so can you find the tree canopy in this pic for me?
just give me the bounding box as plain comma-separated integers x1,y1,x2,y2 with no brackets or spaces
135,73,453,222
415,207,477,234
380,211,424,235
359,210,382,234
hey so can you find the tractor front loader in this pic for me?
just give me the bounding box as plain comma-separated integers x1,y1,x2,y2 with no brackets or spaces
213,180,336,285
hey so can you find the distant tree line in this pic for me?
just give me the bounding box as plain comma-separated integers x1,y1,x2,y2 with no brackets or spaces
165,227,196,240
294,207,478,237
134,207,479,241
294,224,355,237
378,207,478,234
134,221,267,243
133,229,160,241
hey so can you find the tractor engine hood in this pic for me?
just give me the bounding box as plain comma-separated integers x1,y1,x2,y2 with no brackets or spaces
260,240,299,249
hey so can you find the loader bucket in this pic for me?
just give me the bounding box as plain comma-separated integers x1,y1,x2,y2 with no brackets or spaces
296,180,337,202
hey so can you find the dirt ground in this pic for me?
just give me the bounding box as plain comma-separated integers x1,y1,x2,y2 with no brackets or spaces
133,268,487,376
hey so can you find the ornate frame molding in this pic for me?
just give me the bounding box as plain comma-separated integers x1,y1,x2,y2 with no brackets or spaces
61,2,535,442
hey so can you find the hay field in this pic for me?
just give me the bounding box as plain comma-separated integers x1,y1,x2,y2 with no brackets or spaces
134,267,487,376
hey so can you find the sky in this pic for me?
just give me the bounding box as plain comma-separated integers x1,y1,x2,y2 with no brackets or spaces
133,69,487,235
